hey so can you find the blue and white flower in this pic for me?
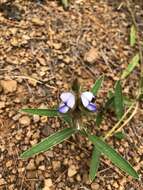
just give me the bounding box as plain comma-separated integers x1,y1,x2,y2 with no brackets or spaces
81,91,96,112
58,92,75,113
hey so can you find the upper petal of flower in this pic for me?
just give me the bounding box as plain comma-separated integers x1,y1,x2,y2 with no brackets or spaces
81,91,95,107
60,92,75,108
81,95,89,107
81,91,94,101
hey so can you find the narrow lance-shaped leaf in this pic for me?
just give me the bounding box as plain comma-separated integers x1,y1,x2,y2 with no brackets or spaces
21,128,76,159
91,75,104,96
121,54,140,79
89,146,101,182
88,135,139,179
114,80,124,120
21,108,59,117
22,108,72,126
130,25,136,47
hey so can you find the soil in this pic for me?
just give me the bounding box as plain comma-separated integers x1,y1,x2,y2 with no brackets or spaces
0,0,143,190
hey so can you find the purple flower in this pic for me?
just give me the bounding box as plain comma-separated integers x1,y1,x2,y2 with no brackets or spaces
81,91,96,112
58,92,75,113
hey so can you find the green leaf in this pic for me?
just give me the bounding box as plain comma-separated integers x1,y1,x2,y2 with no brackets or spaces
89,146,101,182
21,108,59,117
121,54,140,79
114,80,124,120
130,25,136,47
22,108,72,125
21,127,76,159
114,131,126,140
88,135,139,179
92,75,104,96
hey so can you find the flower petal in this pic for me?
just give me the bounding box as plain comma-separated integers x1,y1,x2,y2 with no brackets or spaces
87,103,96,112
81,91,94,101
81,91,95,107
60,92,75,108
81,95,89,107
66,95,75,108
58,103,69,113
60,92,73,102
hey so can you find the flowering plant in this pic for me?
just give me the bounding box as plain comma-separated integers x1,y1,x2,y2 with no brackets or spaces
20,77,139,181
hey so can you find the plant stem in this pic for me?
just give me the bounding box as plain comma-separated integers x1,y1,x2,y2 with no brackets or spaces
114,102,138,134
104,102,136,140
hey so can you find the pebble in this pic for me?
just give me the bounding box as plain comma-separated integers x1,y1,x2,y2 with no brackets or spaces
63,158,68,165
0,80,17,93
0,101,5,109
31,17,45,26
33,115,40,123
35,155,45,165
39,165,45,170
12,113,21,121
43,178,53,190
44,150,54,158
9,175,15,183
52,160,61,171
76,174,81,182
26,159,36,170
67,165,77,177
26,171,37,179
30,139,38,145
53,43,62,50
10,37,19,47
6,160,13,168
41,116,48,123
9,184,15,190
91,183,100,190
113,181,119,188
37,57,46,65
42,126,52,136
84,48,99,64
0,178,6,185
19,116,31,126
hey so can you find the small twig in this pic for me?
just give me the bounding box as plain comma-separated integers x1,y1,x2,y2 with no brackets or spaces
98,167,112,174
54,169,67,184
20,170,26,190
104,102,136,140
114,102,138,134
100,159,123,176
